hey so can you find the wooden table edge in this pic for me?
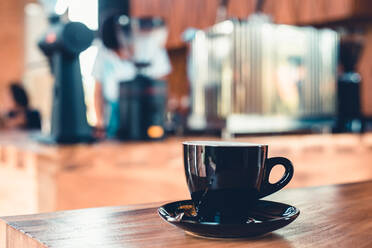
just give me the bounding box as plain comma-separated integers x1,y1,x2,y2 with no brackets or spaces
1,180,372,247
0,218,47,248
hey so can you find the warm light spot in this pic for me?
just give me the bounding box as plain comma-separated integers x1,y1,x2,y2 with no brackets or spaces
147,125,164,138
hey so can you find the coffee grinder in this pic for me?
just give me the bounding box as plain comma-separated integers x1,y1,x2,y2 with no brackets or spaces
115,16,168,140
37,5,94,143
334,31,363,133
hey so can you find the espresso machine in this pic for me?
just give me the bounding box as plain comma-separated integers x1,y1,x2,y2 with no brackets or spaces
186,15,338,136
37,1,94,143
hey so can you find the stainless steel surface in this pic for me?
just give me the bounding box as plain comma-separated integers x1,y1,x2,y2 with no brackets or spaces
187,15,338,133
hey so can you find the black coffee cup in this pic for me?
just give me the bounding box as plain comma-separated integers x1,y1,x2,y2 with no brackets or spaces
183,141,294,219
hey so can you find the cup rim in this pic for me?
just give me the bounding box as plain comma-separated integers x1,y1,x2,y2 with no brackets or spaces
183,141,267,147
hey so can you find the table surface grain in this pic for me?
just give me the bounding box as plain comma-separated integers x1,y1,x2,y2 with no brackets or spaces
1,181,372,248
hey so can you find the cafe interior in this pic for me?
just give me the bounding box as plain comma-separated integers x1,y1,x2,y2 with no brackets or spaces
1,0,372,246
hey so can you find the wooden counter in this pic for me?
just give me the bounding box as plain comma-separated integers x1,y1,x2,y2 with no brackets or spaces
2,180,372,247
1,131,372,216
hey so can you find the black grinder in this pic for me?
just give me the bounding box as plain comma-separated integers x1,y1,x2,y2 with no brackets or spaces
334,33,363,133
118,63,167,140
38,15,94,143
115,16,168,140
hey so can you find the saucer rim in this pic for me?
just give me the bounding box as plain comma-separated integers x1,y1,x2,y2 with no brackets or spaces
158,199,300,226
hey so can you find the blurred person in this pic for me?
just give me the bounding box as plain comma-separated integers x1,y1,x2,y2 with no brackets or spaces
92,14,171,138
0,83,41,130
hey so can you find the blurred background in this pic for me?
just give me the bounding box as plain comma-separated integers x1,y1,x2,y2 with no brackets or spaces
1,0,372,216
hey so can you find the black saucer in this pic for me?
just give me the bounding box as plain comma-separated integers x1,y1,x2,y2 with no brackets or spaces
158,200,299,238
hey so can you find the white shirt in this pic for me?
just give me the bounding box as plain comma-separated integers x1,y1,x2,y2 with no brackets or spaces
92,38,171,103
92,41,136,102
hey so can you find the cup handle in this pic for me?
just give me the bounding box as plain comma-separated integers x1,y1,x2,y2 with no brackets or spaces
259,157,294,198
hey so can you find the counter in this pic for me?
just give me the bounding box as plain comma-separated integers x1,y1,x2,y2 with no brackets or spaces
1,181,372,247
1,131,372,216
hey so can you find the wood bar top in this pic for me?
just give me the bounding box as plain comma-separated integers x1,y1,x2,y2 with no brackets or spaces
1,181,372,247
2,131,372,216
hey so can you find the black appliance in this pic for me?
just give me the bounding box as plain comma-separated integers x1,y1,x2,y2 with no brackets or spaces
114,15,168,140
117,63,167,140
334,38,363,133
38,15,94,143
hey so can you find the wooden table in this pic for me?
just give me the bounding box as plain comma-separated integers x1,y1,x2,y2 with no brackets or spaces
1,180,372,247
2,131,372,216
